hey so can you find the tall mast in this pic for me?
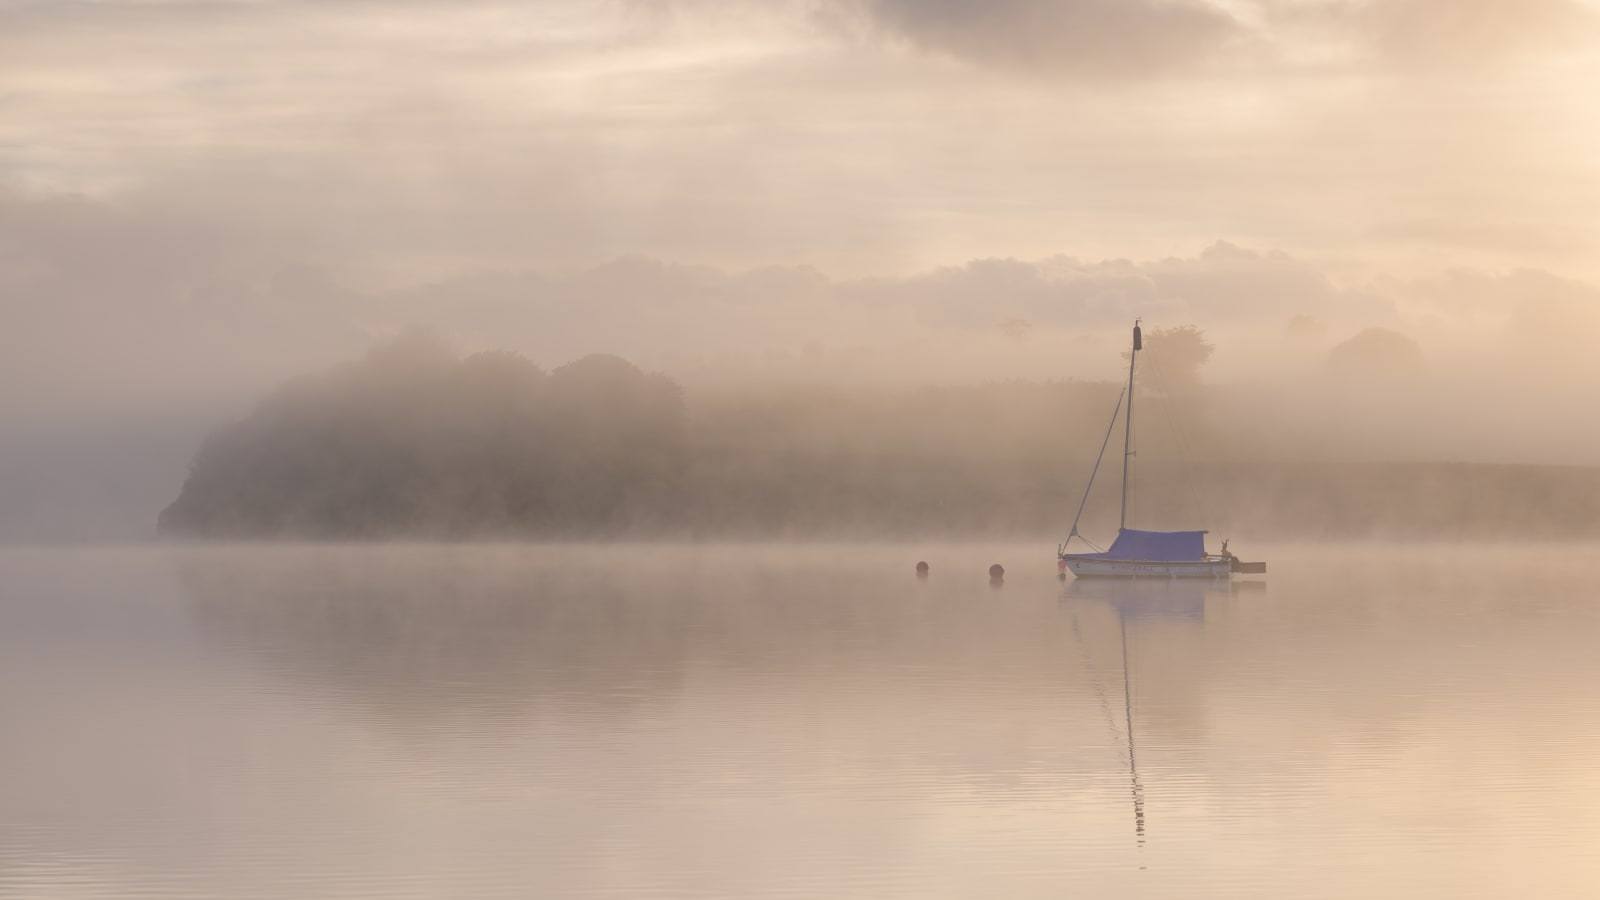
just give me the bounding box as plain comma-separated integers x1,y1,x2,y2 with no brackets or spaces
1119,320,1141,532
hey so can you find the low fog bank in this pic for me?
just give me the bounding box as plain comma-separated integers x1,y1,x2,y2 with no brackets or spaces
152,331,1600,543
10,223,1600,541
9,230,1600,456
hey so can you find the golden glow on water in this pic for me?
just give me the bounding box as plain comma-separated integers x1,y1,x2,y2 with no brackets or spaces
3,544,1600,898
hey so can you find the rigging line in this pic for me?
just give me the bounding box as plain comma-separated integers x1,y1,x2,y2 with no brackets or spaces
1062,387,1126,552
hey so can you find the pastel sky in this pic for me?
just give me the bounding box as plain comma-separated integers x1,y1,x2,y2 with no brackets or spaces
5,0,1600,282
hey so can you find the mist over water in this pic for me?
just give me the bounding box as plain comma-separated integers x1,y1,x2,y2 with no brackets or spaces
9,0,1600,895
5,543,1600,899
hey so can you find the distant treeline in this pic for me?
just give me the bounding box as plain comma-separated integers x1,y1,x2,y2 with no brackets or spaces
160,334,685,537
160,335,1600,540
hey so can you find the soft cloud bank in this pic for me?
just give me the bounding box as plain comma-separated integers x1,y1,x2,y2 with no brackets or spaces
5,0,1600,280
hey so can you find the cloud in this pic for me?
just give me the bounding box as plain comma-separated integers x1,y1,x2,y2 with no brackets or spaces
9,172,1577,429
1268,0,1600,68
835,0,1247,77
1379,0,1597,63
6,0,1600,287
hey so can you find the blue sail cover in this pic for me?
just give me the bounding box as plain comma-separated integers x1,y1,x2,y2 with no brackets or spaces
1104,529,1208,561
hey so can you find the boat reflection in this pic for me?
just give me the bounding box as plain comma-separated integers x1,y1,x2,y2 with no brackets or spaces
1057,577,1261,854
1060,576,1260,623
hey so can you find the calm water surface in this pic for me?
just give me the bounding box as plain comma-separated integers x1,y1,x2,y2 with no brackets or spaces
3,543,1600,898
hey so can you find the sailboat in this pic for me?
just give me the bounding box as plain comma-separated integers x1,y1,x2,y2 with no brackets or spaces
1058,321,1266,579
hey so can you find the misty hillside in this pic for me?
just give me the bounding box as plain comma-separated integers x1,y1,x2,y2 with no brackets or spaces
160,334,1600,540
159,334,685,537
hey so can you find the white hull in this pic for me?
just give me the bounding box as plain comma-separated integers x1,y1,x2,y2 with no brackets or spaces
1063,557,1232,579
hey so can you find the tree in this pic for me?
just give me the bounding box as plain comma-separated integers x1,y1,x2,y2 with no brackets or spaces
1123,325,1214,396
1327,328,1422,376
158,338,688,538
1286,315,1325,341
999,318,1032,340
